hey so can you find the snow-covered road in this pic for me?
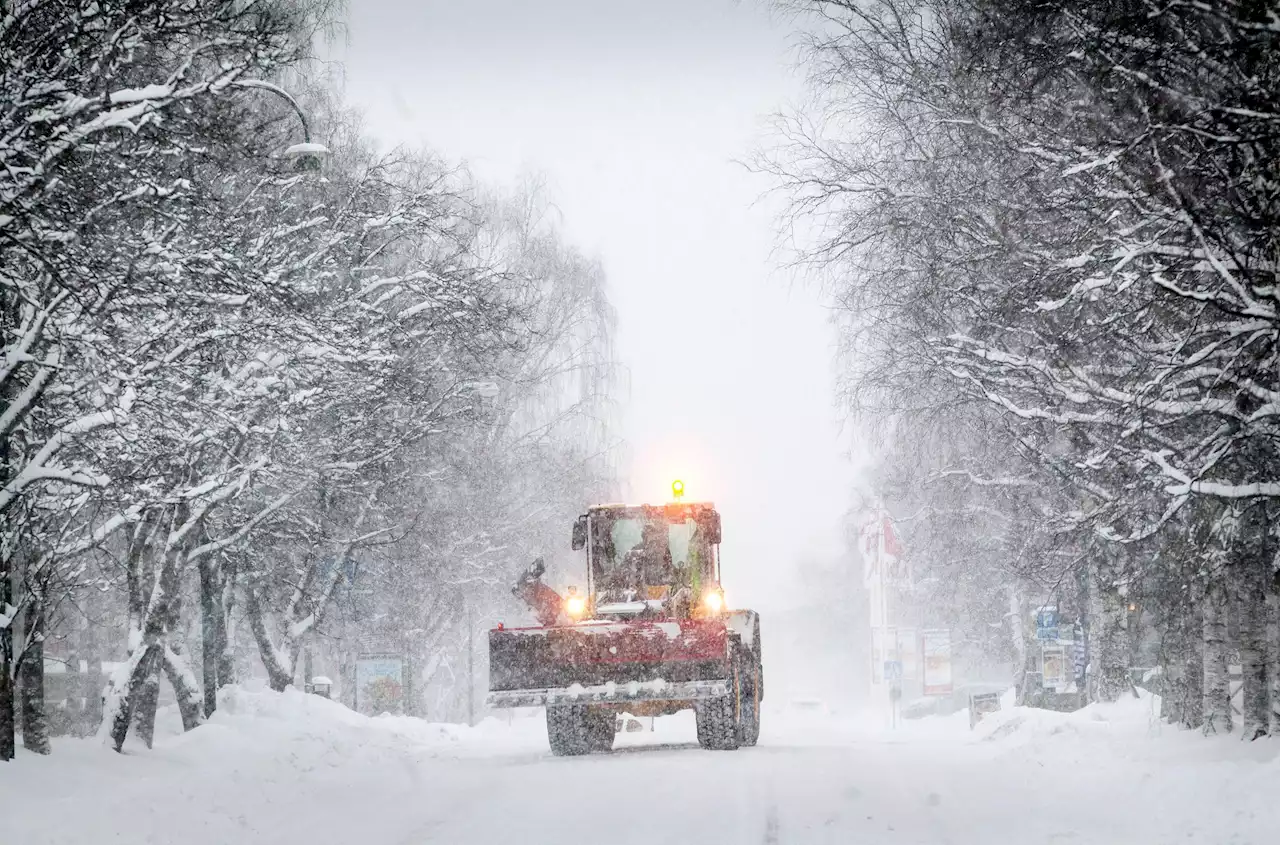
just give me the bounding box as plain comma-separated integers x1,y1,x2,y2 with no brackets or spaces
4,688,1278,845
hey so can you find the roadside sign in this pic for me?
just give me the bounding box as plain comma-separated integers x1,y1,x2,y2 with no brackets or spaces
1035,606,1059,641
355,654,406,715
1042,644,1068,690
969,692,1001,729
922,629,953,695
884,660,903,681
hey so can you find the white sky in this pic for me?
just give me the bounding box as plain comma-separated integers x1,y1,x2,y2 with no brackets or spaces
333,0,855,611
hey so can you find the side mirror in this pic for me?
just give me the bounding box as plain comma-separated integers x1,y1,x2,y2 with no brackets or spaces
571,515,587,551
707,512,722,545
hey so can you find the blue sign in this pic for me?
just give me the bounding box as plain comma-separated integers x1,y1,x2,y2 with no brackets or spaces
884,660,903,681
1035,607,1059,641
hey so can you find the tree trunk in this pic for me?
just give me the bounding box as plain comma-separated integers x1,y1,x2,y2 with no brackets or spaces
17,599,50,754
1236,560,1270,739
340,648,356,709
152,549,202,734
101,644,161,752
81,587,103,738
218,558,237,693
0,571,14,761
162,644,205,731
1009,585,1033,705
245,584,294,692
1268,568,1280,736
132,660,161,750
1089,557,1129,703
0,288,15,762
1201,576,1233,734
1180,635,1205,728
1158,591,1204,729
199,559,221,717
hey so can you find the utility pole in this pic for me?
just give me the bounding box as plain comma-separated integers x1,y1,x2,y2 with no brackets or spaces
466,603,476,727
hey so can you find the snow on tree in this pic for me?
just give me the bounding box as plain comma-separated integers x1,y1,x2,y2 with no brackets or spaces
770,0,1280,733
1,2,621,758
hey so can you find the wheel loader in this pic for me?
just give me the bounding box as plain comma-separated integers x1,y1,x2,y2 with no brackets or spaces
485,482,763,755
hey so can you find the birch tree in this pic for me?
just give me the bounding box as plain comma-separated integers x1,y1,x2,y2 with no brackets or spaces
774,0,1280,731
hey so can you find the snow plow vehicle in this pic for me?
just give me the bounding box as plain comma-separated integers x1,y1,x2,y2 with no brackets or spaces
486,482,763,755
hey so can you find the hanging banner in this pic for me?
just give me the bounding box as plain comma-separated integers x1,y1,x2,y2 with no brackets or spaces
921,629,953,696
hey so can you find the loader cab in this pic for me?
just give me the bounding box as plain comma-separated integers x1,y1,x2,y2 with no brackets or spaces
572,503,722,616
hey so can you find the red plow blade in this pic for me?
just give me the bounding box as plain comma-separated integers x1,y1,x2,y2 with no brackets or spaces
487,618,731,707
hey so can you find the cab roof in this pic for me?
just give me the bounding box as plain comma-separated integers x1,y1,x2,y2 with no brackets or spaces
587,501,717,514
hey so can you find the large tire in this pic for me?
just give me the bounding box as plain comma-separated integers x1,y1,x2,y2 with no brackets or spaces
696,652,741,751
586,709,615,753
546,704,591,756
737,647,762,747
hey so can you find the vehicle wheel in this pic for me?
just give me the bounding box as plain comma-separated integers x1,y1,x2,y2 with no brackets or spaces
546,704,591,756
586,709,615,753
737,648,762,747
696,659,741,751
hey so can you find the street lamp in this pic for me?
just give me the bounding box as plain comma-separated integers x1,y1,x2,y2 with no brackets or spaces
231,78,330,172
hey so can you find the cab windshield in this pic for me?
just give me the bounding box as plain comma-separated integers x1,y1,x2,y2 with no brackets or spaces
590,510,713,600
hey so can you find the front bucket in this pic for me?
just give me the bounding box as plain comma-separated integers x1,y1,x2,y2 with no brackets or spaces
487,618,730,703
486,678,730,709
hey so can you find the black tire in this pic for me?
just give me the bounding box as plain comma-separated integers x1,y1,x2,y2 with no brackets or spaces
586,709,615,753
546,704,591,756
696,653,741,751
737,648,762,747
737,619,762,747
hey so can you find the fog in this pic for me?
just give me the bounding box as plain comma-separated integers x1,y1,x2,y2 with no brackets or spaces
332,0,858,624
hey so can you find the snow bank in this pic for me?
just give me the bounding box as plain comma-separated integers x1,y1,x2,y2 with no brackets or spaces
0,686,548,845
973,689,1156,747
195,684,549,756
963,690,1280,842
5,686,1278,845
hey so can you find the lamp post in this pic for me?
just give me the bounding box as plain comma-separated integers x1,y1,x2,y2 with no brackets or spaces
231,78,329,171
467,600,475,727
461,378,501,727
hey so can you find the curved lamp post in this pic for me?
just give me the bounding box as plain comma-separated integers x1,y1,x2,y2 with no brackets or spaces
231,78,330,172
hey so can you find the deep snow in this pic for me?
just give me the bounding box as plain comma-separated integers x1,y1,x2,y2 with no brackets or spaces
3,687,1278,844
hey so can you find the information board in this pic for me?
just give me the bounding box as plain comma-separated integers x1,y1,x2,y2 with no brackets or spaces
921,629,954,696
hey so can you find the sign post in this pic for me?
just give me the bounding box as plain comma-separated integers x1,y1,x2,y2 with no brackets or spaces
886,660,904,728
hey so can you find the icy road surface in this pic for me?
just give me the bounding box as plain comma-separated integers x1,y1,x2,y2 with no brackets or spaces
4,688,1278,845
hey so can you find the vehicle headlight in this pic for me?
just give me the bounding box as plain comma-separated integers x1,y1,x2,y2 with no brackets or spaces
702,589,724,614
564,592,587,619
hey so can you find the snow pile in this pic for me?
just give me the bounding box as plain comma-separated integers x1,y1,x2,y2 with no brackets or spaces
5,686,1280,844
197,684,548,756
0,687,548,845
973,689,1155,748
962,691,1280,842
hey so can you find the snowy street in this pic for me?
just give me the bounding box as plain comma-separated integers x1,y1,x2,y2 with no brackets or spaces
5,687,1277,845
4,4,1280,843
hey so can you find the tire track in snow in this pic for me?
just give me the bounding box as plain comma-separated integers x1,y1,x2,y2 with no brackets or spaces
763,804,780,844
